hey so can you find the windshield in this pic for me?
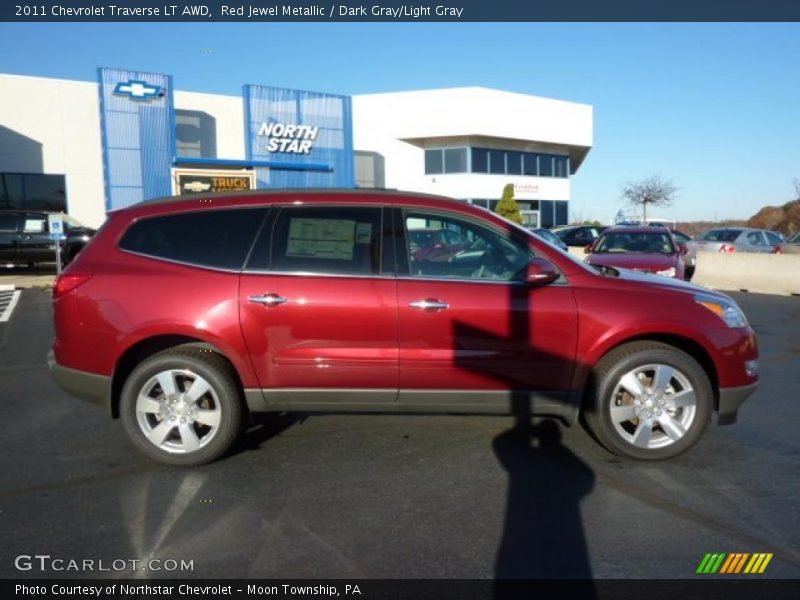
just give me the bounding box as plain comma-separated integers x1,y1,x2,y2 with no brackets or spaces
593,231,676,254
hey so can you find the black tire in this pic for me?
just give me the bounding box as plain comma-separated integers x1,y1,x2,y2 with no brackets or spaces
120,347,243,466
583,341,712,460
684,265,695,281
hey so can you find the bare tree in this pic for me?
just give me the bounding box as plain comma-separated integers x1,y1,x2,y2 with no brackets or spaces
620,175,677,222
793,177,800,200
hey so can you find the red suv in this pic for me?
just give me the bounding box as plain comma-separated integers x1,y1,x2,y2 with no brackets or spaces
49,190,759,465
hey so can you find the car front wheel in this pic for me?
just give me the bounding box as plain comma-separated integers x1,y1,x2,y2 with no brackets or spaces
120,347,243,466
584,341,712,460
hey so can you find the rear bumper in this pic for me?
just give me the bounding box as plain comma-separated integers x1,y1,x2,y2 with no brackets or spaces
717,382,758,425
48,350,112,413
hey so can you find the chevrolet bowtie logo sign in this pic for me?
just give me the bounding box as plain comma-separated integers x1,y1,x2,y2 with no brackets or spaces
183,181,211,193
113,80,163,101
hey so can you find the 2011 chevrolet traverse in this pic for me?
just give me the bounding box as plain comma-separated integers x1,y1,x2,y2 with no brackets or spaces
49,190,758,466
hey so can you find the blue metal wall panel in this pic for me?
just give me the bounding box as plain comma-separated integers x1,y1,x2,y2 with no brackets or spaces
243,85,355,189
98,68,175,210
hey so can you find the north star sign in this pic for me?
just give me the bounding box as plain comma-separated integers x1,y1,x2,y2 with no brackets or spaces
258,122,319,154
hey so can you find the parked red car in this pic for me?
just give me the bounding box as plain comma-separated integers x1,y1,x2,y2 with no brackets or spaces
408,227,470,261
49,190,758,465
584,226,688,280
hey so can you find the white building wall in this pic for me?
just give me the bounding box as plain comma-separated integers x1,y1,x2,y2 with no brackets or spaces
352,87,592,202
0,74,106,227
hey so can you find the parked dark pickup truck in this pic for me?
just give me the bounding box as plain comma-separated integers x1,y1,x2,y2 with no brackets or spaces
0,211,96,267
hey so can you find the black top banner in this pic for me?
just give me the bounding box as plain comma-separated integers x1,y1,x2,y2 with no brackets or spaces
4,0,800,22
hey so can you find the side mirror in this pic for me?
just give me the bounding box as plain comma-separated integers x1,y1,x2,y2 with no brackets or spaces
679,244,689,255
584,243,593,254
526,258,560,285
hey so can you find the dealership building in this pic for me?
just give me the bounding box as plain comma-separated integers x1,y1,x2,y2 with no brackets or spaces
0,69,593,229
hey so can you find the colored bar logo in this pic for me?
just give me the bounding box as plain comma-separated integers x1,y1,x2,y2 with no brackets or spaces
696,552,773,574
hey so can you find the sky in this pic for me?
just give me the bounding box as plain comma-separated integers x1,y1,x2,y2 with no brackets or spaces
1,22,799,222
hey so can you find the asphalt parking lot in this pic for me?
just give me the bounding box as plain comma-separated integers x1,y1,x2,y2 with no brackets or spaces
1,288,798,580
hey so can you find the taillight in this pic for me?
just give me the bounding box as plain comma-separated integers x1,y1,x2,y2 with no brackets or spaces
53,273,92,299
773,246,782,254
719,244,735,254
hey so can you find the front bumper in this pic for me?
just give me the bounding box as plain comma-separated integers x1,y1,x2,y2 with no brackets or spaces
717,381,758,425
48,350,112,413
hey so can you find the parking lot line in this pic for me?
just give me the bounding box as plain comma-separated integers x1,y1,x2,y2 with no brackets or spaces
0,289,21,323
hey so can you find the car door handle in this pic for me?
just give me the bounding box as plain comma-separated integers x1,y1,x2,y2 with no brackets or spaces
409,298,449,311
248,293,288,307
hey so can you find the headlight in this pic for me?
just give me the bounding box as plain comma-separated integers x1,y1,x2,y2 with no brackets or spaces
656,267,676,277
694,293,748,328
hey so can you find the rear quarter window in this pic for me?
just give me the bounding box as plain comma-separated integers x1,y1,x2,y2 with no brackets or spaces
119,208,268,270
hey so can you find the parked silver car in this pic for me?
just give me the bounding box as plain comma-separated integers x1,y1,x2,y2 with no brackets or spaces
779,231,800,254
695,227,783,254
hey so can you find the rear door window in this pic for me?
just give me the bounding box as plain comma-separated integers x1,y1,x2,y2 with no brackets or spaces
263,205,383,276
119,208,268,270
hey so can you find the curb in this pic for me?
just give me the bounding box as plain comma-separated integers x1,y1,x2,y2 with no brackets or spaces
0,284,15,292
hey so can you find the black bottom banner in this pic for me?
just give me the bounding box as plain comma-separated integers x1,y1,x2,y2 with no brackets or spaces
5,579,800,600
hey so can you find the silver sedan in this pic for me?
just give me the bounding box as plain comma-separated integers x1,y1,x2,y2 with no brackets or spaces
695,227,784,254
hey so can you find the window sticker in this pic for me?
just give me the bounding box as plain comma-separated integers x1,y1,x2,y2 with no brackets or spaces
286,218,355,260
23,219,45,233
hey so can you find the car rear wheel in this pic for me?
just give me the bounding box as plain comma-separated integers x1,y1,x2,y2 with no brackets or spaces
120,347,243,466
584,341,712,460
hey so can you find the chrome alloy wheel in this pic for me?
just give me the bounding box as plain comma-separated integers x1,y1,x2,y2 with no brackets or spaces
135,369,222,454
608,363,697,450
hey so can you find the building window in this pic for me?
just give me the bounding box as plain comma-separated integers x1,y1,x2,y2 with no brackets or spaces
523,154,538,176
425,147,568,178
488,150,505,174
540,200,554,228
0,173,67,212
471,148,488,173
554,156,569,178
424,150,443,174
506,151,522,175
555,201,568,225
539,154,554,177
444,148,468,173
